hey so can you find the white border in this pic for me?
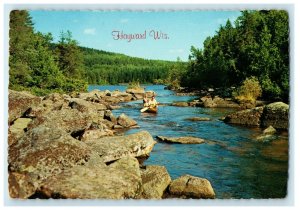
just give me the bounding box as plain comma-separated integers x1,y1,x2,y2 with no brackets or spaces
1,1,298,209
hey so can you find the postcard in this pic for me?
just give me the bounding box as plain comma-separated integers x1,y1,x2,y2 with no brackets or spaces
5,4,293,205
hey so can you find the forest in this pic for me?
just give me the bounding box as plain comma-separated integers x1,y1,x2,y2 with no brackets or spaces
9,10,289,101
81,47,176,85
181,10,289,101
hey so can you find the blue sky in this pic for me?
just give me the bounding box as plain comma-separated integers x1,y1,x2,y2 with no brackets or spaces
29,10,241,61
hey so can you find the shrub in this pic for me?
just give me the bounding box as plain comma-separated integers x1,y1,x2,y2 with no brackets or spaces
233,76,262,103
127,80,141,89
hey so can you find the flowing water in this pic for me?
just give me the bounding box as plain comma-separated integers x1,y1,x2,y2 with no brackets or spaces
89,84,288,199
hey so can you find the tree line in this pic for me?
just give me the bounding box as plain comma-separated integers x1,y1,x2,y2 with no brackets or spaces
9,10,289,102
81,47,175,85
180,10,289,101
9,10,175,95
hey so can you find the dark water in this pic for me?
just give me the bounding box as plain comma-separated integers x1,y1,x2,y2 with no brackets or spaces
89,84,288,199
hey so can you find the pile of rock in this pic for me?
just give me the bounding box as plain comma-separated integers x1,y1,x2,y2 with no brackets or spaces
8,89,215,200
224,102,289,130
172,96,240,108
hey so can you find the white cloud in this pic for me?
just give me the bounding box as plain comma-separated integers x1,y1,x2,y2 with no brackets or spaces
83,28,96,35
169,49,184,54
120,18,129,24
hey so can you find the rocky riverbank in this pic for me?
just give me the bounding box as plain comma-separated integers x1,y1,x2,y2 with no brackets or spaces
8,89,215,199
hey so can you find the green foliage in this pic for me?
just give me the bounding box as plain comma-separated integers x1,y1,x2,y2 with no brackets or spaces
81,47,174,85
127,80,141,89
153,78,165,84
165,57,187,90
184,10,289,101
233,77,262,102
56,31,85,79
9,10,88,96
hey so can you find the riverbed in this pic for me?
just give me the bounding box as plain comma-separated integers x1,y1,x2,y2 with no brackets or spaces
89,84,288,199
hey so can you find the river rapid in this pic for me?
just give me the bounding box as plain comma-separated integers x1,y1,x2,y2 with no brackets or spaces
89,84,288,199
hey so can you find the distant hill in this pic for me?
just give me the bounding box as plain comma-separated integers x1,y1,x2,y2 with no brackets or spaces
80,46,176,85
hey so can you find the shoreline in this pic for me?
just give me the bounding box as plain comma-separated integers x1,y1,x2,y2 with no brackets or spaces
7,86,289,199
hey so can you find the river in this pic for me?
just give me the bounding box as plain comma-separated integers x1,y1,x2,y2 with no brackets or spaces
89,84,288,199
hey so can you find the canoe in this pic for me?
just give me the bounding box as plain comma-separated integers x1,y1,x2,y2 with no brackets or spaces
145,106,158,113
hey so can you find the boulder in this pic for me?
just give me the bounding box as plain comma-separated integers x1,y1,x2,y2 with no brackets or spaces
126,88,145,99
261,102,289,130
27,108,98,134
104,110,117,124
140,165,171,199
24,97,69,119
156,135,194,144
8,118,32,145
224,106,264,126
39,157,142,199
85,131,156,163
8,126,101,187
117,113,137,128
81,128,114,142
8,90,41,124
185,117,211,121
101,119,115,129
201,96,215,108
111,91,134,102
68,98,107,112
172,102,189,107
8,172,36,199
201,96,240,108
263,126,277,135
102,96,121,104
189,101,204,107
256,126,277,142
43,92,66,102
156,136,205,144
169,175,215,199
76,89,104,101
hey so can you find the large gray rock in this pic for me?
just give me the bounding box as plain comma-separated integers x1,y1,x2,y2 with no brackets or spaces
224,102,289,129
76,89,104,101
8,126,102,198
27,108,98,134
8,90,41,124
39,157,142,199
24,93,70,119
68,98,107,112
126,88,145,99
156,136,205,144
224,106,264,126
261,102,289,130
117,113,137,128
201,96,239,108
8,118,32,146
140,165,171,199
85,131,156,163
111,90,134,102
169,175,215,199
81,128,114,142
